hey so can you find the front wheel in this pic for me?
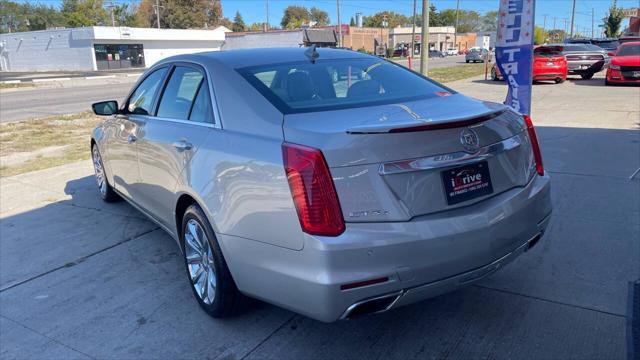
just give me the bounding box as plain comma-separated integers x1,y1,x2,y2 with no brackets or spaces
491,67,499,81
466,60,470,63
555,77,565,84
92,144,120,202
182,204,241,318
580,72,594,80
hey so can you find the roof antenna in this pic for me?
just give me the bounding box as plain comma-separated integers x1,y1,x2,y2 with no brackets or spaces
304,44,319,64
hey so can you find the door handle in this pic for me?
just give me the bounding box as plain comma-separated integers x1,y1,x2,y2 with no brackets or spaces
127,134,137,144
173,140,193,151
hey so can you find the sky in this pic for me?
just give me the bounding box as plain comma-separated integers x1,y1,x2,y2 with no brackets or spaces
17,0,640,36
219,0,639,36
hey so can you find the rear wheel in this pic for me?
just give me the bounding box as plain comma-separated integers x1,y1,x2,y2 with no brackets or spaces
605,78,612,86
580,72,594,80
182,204,240,318
91,144,120,202
555,77,565,84
466,60,469,63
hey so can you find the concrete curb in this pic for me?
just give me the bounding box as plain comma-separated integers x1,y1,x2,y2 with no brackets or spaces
84,75,116,80
32,77,72,83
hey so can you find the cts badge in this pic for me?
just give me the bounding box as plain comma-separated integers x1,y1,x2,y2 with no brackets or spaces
459,128,480,153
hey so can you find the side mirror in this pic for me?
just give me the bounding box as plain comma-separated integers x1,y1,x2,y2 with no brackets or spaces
607,51,615,57
92,100,119,116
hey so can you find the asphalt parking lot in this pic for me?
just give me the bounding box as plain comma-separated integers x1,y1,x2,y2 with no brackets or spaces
1,73,638,359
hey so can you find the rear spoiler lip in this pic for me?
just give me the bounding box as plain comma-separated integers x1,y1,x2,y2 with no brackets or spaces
346,109,507,134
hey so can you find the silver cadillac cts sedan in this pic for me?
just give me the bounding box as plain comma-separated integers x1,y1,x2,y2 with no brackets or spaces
91,48,552,322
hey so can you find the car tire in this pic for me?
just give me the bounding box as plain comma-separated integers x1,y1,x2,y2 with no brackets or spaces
580,72,594,80
182,204,241,318
605,78,612,86
491,68,499,81
555,78,565,84
91,144,120,203
466,60,469,63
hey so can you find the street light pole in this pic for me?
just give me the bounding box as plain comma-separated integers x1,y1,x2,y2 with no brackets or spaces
419,0,429,76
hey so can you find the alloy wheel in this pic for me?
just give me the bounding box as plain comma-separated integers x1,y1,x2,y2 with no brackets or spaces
92,146,107,196
184,219,217,305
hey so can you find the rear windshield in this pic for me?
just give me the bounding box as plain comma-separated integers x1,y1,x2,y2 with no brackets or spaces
563,44,601,52
592,40,619,49
237,58,450,114
617,44,640,56
535,47,563,57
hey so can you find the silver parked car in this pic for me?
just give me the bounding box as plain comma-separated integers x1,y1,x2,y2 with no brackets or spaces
91,48,552,322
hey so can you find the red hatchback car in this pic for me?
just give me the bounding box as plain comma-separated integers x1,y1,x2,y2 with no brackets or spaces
492,45,568,84
606,41,640,85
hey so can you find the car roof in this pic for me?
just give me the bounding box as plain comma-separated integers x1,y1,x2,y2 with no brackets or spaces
197,47,372,68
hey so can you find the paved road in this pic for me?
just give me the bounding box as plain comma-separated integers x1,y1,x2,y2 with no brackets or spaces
0,69,143,82
0,81,134,123
0,57,469,124
0,73,638,360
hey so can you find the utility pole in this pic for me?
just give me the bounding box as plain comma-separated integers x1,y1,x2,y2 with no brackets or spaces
542,14,547,30
553,16,557,31
153,0,164,29
454,0,460,52
337,0,342,47
563,18,569,39
419,0,429,76
411,0,417,61
265,0,269,32
591,8,595,38
570,0,576,37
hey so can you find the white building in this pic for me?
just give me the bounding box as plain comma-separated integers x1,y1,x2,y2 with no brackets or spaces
388,26,456,53
0,26,226,72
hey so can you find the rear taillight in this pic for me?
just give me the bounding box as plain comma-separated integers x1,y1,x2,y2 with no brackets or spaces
523,115,544,176
282,142,345,236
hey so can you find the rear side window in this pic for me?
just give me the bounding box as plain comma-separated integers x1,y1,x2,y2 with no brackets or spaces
238,58,450,114
127,67,167,115
157,66,205,120
189,81,213,123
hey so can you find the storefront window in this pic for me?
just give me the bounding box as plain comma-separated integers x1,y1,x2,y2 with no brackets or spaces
94,44,145,70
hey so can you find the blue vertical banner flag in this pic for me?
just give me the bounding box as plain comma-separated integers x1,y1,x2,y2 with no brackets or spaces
495,0,535,115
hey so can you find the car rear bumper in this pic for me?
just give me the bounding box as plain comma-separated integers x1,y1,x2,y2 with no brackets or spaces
219,173,552,322
568,60,604,74
533,73,566,81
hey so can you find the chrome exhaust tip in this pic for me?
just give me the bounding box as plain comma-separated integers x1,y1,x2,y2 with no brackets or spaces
341,291,403,320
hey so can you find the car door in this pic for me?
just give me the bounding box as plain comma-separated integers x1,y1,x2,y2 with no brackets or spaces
135,63,214,229
106,66,168,199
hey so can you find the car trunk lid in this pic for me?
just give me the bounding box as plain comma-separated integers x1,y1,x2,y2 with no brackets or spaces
283,95,536,222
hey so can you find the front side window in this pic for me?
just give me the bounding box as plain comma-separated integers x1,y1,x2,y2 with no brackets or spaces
157,66,205,120
127,67,167,115
238,58,450,114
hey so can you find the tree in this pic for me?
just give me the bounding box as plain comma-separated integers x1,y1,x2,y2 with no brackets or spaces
604,3,623,37
0,0,64,33
363,11,409,28
112,3,139,27
136,0,223,29
480,11,498,32
533,26,546,45
61,0,108,27
232,11,245,32
248,22,264,31
280,5,309,29
309,7,329,26
350,16,355,26
428,4,443,27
